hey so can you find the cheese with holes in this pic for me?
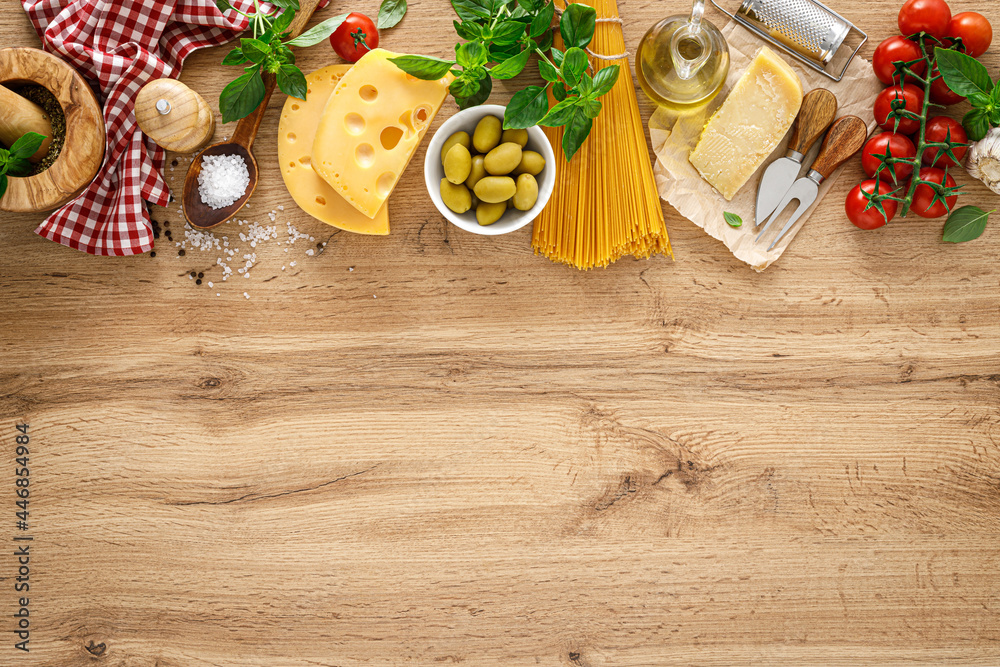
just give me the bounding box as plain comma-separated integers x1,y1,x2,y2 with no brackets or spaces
312,48,451,218
278,65,389,234
689,46,803,201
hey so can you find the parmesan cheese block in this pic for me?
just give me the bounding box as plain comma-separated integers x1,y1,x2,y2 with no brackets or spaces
689,47,803,201
278,65,389,234
313,49,451,218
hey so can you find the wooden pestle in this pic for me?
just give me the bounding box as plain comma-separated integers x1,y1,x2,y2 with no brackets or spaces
0,84,53,162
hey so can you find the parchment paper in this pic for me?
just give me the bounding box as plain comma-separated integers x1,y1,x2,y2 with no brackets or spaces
650,21,882,271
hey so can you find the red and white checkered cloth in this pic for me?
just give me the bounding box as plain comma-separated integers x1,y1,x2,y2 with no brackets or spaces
21,0,299,256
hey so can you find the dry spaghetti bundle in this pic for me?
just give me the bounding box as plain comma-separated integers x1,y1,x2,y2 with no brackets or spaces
533,0,671,269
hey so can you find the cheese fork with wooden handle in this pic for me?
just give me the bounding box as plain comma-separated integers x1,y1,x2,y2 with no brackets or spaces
757,115,868,251
755,88,838,227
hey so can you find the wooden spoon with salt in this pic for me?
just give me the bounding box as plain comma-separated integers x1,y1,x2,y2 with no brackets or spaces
183,0,321,230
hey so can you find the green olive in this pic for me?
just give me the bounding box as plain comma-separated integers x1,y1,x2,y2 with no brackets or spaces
472,115,502,153
465,154,487,190
477,201,507,226
484,142,523,176
440,131,470,162
440,178,472,214
470,192,480,209
443,144,472,184
514,150,545,176
512,173,538,211
501,128,529,147
473,176,517,203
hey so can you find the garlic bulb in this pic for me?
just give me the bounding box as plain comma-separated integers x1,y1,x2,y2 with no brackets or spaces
966,127,1000,195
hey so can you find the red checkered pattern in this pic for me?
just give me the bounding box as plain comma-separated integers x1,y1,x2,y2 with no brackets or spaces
20,1,319,256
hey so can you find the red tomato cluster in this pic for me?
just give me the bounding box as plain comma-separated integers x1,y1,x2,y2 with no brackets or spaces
846,0,990,230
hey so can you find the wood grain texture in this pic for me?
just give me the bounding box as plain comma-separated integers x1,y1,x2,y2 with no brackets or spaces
810,115,868,178
135,79,215,154
787,88,837,155
1,1,999,665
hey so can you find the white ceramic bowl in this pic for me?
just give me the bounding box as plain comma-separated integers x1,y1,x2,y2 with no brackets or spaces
424,104,556,236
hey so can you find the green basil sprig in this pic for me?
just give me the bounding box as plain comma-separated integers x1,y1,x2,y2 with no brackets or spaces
935,49,1000,141
723,212,742,228
389,0,619,160
377,0,408,29
0,132,46,200
942,205,992,243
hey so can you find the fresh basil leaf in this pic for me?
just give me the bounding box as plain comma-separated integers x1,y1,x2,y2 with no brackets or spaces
240,38,270,64
219,69,266,123
222,47,249,66
456,75,492,109
560,3,596,49
277,45,296,64
539,97,579,127
504,84,550,129
0,146,8,162
935,48,994,99
560,46,588,88
530,1,554,38
538,58,559,82
577,71,593,94
285,13,348,47
582,97,600,118
491,48,531,79
963,107,991,141
561,106,592,160
455,20,482,40
724,212,743,228
590,64,619,97
942,205,992,242
517,0,544,12
535,30,553,51
968,91,991,107
452,0,490,21
551,46,564,67
389,54,456,80
378,0,407,29
456,41,488,68
270,0,300,9
451,74,482,98
214,0,233,12
276,64,307,100
272,9,295,35
10,132,47,160
6,156,32,176
492,21,525,45
551,81,567,101
510,4,530,19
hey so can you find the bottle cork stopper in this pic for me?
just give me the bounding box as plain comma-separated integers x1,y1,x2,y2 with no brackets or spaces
135,79,215,154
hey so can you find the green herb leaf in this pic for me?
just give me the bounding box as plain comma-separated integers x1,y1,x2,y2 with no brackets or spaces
504,84,550,129
724,211,743,228
551,47,564,67
517,0,545,12
561,106,592,160
491,48,531,79
560,3,596,49
455,20,482,40
540,97,581,127
240,38,270,64
456,41,488,69
529,0,554,38
963,107,991,141
452,0,490,21
538,57,559,82
271,0,300,9
456,75,493,109
935,48,994,99
378,0,408,29
582,97,601,118
285,13,349,47
0,175,7,200
272,9,295,36
551,81,567,101
276,63,307,100
492,21,526,45
560,46,588,87
222,47,249,66
590,65,619,97
451,73,482,99
214,0,233,12
6,156,31,176
0,146,8,162
390,54,456,80
219,69,266,123
10,132,46,160
942,205,992,243
535,30,553,52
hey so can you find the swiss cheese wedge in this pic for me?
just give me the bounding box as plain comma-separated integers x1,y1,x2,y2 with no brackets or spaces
312,49,451,218
278,65,389,234
689,47,803,201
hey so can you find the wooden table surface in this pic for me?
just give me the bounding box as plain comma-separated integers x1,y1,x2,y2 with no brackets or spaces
2,0,999,664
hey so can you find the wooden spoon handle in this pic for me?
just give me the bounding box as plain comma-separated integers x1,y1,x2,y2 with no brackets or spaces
787,89,837,156
229,0,323,151
810,115,869,180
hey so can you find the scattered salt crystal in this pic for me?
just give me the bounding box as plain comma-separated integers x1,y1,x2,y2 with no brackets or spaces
198,154,249,209
244,292,249,299
349,267,354,272
208,282,213,287
290,261,296,267
306,249,314,256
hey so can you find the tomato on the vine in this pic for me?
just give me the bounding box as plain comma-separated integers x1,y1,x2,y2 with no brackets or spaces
898,0,951,39
946,12,993,57
872,36,927,85
861,131,916,183
923,116,968,167
330,12,379,63
873,84,924,134
846,179,897,230
929,67,965,105
911,167,958,218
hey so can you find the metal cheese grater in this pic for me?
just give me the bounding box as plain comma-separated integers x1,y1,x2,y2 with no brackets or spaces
710,0,867,81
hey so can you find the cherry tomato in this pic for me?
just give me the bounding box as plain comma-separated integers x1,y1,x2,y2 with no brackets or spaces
861,131,916,183
846,179,897,230
872,36,927,85
911,167,958,218
329,13,378,63
873,84,924,135
923,116,968,167
898,0,951,39
930,67,966,105
946,12,992,56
